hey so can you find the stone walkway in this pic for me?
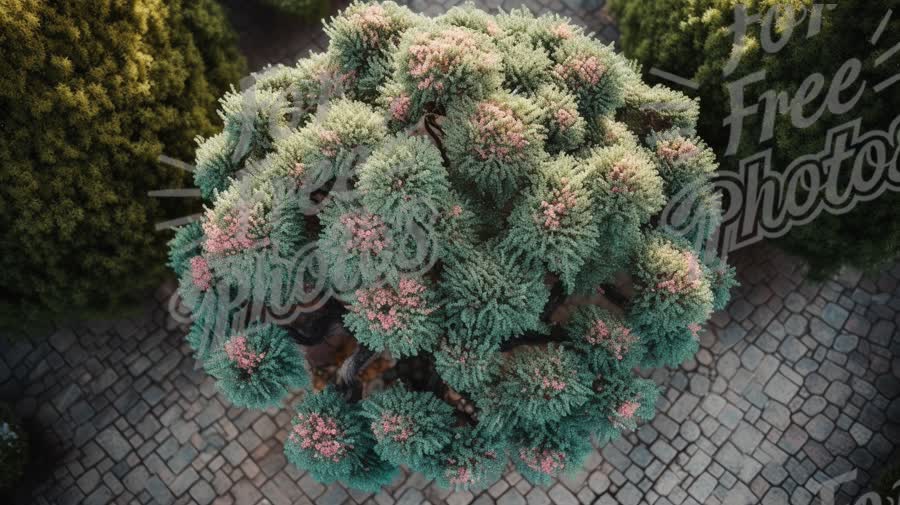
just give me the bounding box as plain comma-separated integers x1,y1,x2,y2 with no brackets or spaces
4,2,900,505
3,242,899,505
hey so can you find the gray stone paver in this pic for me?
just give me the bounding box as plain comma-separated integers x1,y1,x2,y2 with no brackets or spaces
3,2,900,504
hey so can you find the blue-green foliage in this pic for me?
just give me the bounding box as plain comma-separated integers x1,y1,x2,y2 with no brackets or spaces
433,337,501,393
481,344,593,428
423,426,508,490
205,323,309,409
565,305,644,375
167,222,204,278
500,156,598,291
440,246,549,346
361,385,455,466
511,415,594,485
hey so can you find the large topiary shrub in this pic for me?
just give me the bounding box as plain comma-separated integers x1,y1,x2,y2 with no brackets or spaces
0,0,245,332
609,0,900,276
170,1,736,491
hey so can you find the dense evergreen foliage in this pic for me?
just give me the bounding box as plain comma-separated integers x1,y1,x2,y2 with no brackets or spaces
0,0,245,331
609,0,900,276
172,1,734,490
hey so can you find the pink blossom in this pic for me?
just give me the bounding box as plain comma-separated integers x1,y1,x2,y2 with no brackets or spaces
554,108,578,129
407,28,496,92
291,162,306,187
389,95,411,121
485,21,501,36
657,139,699,161
654,251,703,295
554,55,605,88
585,319,637,360
347,4,391,46
519,448,566,476
617,400,640,420
687,323,702,339
608,160,639,194
449,466,474,485
289,413,351,462
538,180,577,230
190,256,213,291
319,130,341,158
340,212,390,254
203,207,270,255
351,278,434,333
471,101,529,161
551,23,574,40
224,335,266,373
449,205,463,217
373,413,414,442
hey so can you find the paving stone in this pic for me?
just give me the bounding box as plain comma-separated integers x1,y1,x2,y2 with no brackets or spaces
807,414,836,442
497,488,526,505
765,373,800,404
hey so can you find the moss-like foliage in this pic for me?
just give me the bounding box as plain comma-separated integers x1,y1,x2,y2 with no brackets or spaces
169,2,733,492
261,0,330,19
361,385,455,466
610,0,900,276
0,403,28,489
440,246,549,346
0,0,245,331
206,323,309,409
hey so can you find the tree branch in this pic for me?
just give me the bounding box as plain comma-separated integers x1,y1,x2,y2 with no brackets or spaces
281,298,346,347
424,114,450,167
335,344,378,402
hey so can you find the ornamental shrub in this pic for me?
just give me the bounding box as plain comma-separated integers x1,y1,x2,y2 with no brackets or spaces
169,1,735,491
609,0,900,276
260,0,330,20
0,0,245,332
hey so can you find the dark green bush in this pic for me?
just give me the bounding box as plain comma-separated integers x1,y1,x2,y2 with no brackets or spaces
610,0,900,276
0,0,245,331
0,403,28,489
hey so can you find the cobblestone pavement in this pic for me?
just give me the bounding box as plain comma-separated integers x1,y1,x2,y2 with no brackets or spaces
3,242,899,505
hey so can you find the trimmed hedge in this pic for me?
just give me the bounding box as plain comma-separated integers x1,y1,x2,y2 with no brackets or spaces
0,0,245,331
610,0,900,276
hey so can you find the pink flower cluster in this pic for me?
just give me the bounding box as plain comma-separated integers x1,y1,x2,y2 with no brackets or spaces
224,335,266,373
687,322,702,339
340,212,390,254
352,278,434,333
554,108,578,129
319,130,341,158
554,55,605,88
539,181,577,231
373,413,414,442
537,370,567,392
608,161,639,194
289,413,350,462
203,208,270,255
347,3,391,45
291,162,306,187
448,465,474,486
407,28,489,91
657,139,699,162
655,251,703,295
190,256,213,291
519,448,566,476
551,23,574,40
389,94,411,121
617,400,640,420
585,319,637,361
472,102,529,161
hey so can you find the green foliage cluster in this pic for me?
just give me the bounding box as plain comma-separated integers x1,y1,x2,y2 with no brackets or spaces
170,1,735,491
609,0,900,276
0,0,245,331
